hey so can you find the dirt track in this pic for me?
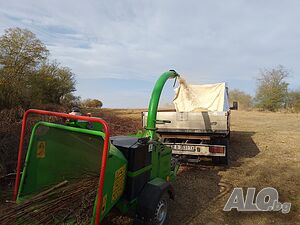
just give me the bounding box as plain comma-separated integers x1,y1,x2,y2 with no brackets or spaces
108,109,300,225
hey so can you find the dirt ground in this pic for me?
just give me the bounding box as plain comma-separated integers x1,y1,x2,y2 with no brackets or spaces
1,109,299,225
107,109,300,225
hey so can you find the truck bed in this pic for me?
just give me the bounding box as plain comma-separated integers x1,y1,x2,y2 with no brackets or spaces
142,111,230,135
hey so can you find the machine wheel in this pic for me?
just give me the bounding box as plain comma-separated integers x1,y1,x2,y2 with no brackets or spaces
152,193,169,225
134,192,170,225
212,137,229,165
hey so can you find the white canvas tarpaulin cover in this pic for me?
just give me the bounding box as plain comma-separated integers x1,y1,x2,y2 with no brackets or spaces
173,81,229,112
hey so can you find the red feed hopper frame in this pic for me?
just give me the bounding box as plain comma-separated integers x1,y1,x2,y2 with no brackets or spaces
13,109,110,225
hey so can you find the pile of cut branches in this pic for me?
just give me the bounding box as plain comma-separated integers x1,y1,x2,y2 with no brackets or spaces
1,175,99,225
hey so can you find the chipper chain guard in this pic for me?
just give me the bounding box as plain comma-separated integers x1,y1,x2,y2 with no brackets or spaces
13,109,110,225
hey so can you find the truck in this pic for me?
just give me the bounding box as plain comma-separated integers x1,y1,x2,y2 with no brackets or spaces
142,81,236,165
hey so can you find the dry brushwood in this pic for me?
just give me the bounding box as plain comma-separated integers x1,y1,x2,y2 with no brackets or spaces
0,175,99,225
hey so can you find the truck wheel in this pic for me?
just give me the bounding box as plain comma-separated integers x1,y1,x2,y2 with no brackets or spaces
212,138,229,165
170,157,178,171
218,154,228,165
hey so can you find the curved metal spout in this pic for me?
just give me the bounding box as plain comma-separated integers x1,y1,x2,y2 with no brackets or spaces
146,70,179,139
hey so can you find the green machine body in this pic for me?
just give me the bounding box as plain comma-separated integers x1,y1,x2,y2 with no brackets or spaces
16,70,179,224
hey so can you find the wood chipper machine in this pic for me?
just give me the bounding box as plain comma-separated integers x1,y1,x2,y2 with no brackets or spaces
8,70,180,225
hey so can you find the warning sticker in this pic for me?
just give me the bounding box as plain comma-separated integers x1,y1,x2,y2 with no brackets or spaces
112,165,126,202
37,141,46,158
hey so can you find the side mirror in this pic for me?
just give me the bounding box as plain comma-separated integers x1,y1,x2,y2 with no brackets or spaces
230,101,238,110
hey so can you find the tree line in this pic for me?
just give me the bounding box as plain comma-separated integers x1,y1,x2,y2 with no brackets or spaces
0,28,102,111
230,66,300,112
0,28,76,109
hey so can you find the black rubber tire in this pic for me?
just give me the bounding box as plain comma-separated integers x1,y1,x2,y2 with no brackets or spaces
134,192,169,225
152,193,169,225
212,137,229,165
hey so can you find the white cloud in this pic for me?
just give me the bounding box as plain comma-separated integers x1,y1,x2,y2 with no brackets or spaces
0,0,300,107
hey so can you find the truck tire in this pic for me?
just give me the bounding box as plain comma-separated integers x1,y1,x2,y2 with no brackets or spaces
170,157,178,171
212,137,229,165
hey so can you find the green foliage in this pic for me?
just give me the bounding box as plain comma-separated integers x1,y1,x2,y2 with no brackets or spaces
0,28,48,109
287,90,300,112
30,62,76,105
0,27,77,110
0,27,48,74
81,99,103,108
255,65,289,111
229,89,253,110
61,94,81,109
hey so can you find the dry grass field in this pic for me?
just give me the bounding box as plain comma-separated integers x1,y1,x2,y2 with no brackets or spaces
1,109,299,225
101,109,300,225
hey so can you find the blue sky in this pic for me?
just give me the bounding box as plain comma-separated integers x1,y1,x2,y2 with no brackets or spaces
1,0,299,108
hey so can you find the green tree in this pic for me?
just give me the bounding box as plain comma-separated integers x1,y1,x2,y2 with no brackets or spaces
60,93,81,108
255,65,289,111
81,99,103,108
0,28,48,75
29,61,76,105
229,89,253,110
0,28,76,109
0,28,48,109
287,90,300,112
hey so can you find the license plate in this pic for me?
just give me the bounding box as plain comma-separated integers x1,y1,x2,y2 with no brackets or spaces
165,143,223,156
169,144,201,152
